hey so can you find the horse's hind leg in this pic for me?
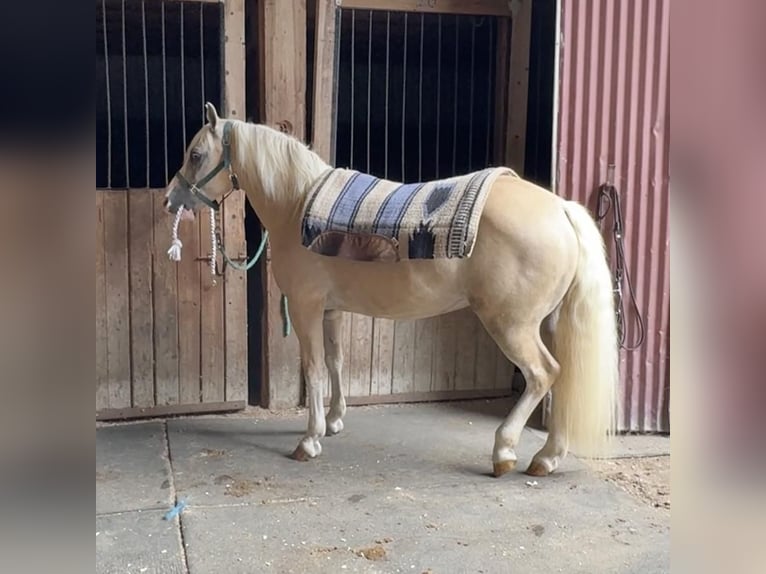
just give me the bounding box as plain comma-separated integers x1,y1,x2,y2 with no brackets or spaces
526,316,569,476
479,318,560,477
323,310,346,435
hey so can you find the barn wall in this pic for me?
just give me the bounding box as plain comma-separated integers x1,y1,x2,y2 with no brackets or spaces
555,0,670,432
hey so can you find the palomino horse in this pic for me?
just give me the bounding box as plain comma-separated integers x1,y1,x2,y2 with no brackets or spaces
164,104,618,478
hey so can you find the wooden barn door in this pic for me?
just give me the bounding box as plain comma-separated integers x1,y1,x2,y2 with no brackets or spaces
308,0,533,405
96,0,247,420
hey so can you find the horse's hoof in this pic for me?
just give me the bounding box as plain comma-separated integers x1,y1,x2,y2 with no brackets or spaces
493,459,517,477
526,460,552,477
290,445,312,461
326,417,344,436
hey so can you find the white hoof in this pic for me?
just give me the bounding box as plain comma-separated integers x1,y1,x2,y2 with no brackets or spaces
492,447,518,478
290,437,322,461
326,417,344,436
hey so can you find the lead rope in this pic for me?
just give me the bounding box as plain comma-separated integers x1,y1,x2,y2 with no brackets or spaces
167,207,184,262
168,206,291,336
209,208,218,285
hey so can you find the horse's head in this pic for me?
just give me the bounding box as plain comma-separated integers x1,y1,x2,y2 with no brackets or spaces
164,102,237,219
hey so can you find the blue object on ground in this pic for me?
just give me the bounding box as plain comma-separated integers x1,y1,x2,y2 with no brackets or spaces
163,499,187,521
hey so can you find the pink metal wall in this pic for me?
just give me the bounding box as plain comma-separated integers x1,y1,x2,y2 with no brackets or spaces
555,0,670,432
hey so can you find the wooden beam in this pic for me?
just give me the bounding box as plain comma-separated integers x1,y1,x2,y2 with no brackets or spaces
311,0,338,163
96,401,247,422
505,0,532,173
324,388,513,407
258,0,307,409
222,0,248,404
337,0,513,17
224,0,246,120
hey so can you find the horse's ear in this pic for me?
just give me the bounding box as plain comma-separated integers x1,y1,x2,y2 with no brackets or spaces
205,102,219,130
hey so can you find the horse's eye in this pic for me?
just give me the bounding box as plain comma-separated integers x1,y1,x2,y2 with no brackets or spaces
190,151,202,163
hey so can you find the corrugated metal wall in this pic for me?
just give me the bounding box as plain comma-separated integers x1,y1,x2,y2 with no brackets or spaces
555,0,669,432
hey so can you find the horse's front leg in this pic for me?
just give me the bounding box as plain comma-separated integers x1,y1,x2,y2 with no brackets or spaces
323,310,346,435
289,301,327,461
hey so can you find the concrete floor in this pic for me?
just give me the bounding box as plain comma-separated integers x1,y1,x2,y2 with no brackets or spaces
96,399,670,574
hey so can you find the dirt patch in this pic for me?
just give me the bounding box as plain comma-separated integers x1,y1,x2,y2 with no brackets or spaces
214,474,261,497
355,544,387,561
198,448,226,458
589,455,670,511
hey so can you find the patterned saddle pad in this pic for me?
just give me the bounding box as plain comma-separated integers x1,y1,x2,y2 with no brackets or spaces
301,167,516,262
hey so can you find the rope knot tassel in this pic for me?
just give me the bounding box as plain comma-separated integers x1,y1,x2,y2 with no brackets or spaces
167,207,184,261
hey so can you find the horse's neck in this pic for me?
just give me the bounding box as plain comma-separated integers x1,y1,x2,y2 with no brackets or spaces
235,124,328,239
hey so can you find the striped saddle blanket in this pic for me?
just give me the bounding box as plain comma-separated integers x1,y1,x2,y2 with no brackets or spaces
300,167,516,262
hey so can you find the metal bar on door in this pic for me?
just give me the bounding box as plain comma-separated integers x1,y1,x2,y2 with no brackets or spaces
451,16,459,175
435,14,442,178
161,1,169,183
468,17,476,171
121,0,130,187
384,11,390,178
142,1,150,186
401,13,408,180
418,13,423,181
367,11,372,173
350,10,355,168
484,18,493,166
180,2,187,150
200,2,206,125
102,0,112,187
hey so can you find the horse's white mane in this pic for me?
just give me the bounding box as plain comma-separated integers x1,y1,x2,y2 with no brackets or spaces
230,120,330,204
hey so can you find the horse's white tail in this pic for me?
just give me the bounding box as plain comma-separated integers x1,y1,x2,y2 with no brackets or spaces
550,201,619,457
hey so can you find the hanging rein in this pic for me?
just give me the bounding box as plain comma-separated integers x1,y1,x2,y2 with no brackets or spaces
167,121,291,336
596,165,645,350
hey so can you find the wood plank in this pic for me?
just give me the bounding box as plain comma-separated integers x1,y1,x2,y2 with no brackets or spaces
506,0,532,173
324,388,511,407
337,0,513,17
223,0,246,120
96,192,110,410
96,401,246,422
454,310,478,391
103,191,132,409
493,17,510,165
431,311,457,391
349,314,374,397
152,190,180,406
177,196,201,405
258,0,306,408
311,0,338,162
474,318,498,389
412,318,435,393
223,189,248,402
199,203,225,403
128,191,155,408
371,318,395,395
391,320,415,394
